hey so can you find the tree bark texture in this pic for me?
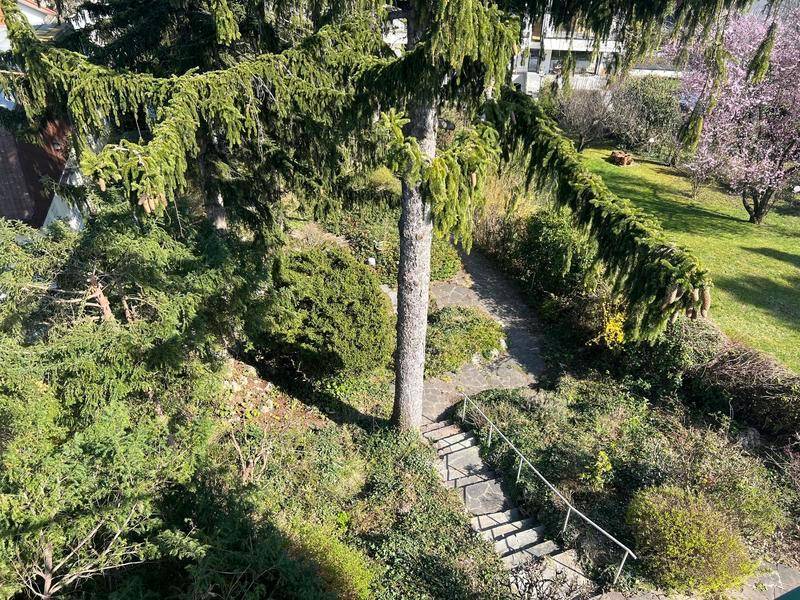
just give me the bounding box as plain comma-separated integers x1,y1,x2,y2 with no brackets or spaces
742,189,774,225
197,142,229,232
392,11,437,431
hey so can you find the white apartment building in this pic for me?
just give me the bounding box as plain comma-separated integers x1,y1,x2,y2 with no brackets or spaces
511,16,623,95
511,16,679,95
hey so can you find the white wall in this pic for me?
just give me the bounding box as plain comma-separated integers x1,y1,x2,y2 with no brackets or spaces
19,3,49,25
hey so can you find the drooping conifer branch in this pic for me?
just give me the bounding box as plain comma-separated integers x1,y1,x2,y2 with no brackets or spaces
486,88,712,340
380,109,499,249
0,0,387,211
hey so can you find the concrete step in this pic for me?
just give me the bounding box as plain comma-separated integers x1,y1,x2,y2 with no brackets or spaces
439,445,485,480
471,508,524,532
542,550,594,591
437,435,478,456
419,420,453,435
434,431,473,450
423,423,460,441
494,525,547,556
459,478,510,515
481,518,541,542
502,540,559,569
443,469,495,489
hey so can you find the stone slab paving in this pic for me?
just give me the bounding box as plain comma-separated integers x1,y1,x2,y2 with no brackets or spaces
380,248,545,422
423,250,546,421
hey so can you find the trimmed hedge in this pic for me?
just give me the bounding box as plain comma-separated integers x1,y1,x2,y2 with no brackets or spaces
254,246,393,376
627,486,756,594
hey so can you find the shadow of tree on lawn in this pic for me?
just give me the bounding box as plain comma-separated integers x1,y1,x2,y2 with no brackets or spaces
714,272,800,333
743,246,800,272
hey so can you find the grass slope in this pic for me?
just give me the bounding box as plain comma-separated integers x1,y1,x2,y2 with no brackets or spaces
582,148,800,371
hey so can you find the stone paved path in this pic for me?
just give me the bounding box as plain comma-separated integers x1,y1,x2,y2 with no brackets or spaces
423,250,546,422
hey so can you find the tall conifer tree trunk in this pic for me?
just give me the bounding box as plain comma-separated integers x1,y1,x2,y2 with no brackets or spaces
392,10,437,431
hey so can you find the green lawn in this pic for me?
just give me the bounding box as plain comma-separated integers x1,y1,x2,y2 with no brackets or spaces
582,148,800,372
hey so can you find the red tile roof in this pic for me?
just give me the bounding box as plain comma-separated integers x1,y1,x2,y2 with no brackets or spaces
16,0,56,16
0,1,57,26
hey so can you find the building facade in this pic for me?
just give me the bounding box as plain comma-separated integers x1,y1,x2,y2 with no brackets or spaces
511,16,624,95
0,1,82,228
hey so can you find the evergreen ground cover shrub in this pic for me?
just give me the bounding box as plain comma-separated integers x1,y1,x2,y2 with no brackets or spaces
253,245,394,376
425,306,505,377
323,201,462,285
626,486,756,594
462,379,790,589
186,368,510,599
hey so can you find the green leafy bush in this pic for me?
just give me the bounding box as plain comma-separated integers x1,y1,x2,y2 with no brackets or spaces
323,202,461,285
426,306,505,376
619,316,725,395
627,486,756,594
288,521,374,600
464,379,788,586
513,209,596,297
255,245,393,376
476,206,596,300
354,432,508,598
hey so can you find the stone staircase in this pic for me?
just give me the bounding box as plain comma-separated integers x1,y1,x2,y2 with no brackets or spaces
422,418,593,593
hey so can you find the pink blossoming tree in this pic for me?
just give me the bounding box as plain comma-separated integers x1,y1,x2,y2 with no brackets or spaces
682,12,800,224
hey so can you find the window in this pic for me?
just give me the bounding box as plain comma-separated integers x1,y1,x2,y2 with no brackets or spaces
550,50,594,74
527,49,540,72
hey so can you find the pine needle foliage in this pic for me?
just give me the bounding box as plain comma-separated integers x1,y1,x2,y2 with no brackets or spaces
486,88,711,340
0,0,387,214
746,21,776,84
380,109,499,249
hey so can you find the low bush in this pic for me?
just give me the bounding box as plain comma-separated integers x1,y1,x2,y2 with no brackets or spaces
254,245,393,376
353,432,508,598
425,306,505,376
288,520,374,600
685,341,800,437
340,166,403,205
478,208,596,299
323,202,461,285
621,316,800,436
626,486,756,594
619,316,724,395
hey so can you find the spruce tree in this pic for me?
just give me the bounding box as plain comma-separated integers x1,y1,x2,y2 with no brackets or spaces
0,0,733,432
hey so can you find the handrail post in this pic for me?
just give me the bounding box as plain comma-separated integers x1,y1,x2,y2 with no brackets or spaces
461,396,468,421
613,550,629,586
516,455,523,483
562,507,572,534
487,422,494,446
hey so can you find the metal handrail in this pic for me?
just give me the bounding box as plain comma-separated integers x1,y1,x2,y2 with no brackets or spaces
460,394,637,585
